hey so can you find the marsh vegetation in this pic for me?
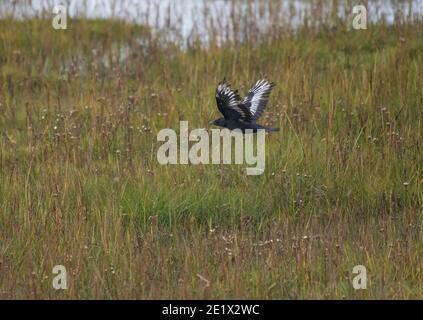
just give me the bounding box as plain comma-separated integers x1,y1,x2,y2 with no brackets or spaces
0,0,422,298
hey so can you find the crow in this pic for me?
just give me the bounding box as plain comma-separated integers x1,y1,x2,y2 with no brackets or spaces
210,79,279,133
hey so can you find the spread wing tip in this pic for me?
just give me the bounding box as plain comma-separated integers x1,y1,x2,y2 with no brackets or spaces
257,78,276,87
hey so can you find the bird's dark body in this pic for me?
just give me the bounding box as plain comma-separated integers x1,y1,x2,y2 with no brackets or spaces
212,118,279,133
211,79,279,133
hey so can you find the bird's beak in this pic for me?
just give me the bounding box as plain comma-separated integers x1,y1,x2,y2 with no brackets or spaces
208,120,214,125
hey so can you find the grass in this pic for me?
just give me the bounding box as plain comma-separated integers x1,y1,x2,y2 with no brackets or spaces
0,8,422,299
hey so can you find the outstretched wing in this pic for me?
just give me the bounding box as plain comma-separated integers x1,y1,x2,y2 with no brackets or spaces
242,79,275,121
216,80,253,122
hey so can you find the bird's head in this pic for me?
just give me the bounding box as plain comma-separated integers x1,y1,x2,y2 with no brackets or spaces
209,118,225,127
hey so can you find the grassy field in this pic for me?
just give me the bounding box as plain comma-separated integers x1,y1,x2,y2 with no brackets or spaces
0,6,422,299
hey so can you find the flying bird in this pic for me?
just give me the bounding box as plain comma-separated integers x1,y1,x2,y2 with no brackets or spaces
210,79,279,133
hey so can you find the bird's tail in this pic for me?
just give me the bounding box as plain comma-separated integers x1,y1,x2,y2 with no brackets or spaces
265,126,280,132
259,125,280,132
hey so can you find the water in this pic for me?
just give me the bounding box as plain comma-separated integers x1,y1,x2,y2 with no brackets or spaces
1,0,423,45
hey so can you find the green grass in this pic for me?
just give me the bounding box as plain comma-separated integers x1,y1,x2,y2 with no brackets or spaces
0,16,422,299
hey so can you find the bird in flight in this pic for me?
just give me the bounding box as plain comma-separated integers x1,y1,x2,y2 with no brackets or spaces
210,79,279,133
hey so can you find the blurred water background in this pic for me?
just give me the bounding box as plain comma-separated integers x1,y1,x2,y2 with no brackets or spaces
1,0,422,45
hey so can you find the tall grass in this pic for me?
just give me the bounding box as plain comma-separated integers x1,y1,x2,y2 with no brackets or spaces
0,1,422,299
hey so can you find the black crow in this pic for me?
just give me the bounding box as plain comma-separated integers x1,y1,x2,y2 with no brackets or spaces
210,79,279,133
